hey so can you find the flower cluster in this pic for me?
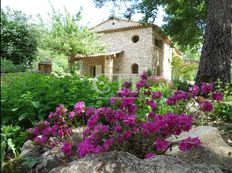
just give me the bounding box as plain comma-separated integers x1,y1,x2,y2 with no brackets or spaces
29,72,224,159
77,73,202,158
28,103,86,156
166,90,189,105
166,82,223,113
178,137,201,152
28,104,72,146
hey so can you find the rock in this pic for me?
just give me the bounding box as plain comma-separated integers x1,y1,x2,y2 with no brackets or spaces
34,147,67,173
20,140,43,158
20,127,85,173
167,126,232,172
49,150,222,173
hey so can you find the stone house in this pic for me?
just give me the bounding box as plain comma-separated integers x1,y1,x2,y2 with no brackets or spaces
72,18,177,80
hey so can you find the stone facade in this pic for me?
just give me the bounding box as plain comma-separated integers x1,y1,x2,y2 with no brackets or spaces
77,18,174,80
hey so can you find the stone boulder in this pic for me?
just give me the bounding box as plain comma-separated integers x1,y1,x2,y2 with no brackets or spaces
167,126,232,172
49,150,222,173
19,127,85,173
20,140,43,159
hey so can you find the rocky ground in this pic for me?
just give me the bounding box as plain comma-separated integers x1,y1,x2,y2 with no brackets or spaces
2,126,231,173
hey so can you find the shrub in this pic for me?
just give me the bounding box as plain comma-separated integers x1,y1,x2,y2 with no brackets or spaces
1,125,27,162
1,59,27,73
28,72,223,159
1,9,37,65
1,72,118,129
210,82,232,122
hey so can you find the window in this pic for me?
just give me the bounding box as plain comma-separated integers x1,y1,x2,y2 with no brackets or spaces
155,39,163,49
131,63,139,74
131,35,139,43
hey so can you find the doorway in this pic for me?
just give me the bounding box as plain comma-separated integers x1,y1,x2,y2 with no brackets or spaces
90,65,102,77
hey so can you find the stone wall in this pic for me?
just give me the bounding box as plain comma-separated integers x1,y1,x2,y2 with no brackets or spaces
81,19,174,80
100,27,154,75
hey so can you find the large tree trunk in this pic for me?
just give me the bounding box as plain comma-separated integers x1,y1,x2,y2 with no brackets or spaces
195,0,232,85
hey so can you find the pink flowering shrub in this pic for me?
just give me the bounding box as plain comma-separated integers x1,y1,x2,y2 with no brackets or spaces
28,72,224,159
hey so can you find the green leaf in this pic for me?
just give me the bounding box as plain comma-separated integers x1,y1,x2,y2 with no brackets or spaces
7,138,16,157
31,101,39,108
18,113,27,121
23,157,41,168
12,107,19,112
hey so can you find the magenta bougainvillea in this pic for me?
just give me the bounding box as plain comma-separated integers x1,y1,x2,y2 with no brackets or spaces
28,72,223,159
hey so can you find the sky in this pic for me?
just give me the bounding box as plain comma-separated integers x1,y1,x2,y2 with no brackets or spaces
1,0,165,27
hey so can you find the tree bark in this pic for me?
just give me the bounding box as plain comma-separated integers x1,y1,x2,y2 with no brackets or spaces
195,0,232,85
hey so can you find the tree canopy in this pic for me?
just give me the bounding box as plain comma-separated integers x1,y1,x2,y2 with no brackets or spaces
37,8,105,57
0,8,37,65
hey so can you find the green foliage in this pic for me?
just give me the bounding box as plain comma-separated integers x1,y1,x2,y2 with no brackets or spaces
0,125,27,165
36,7,105,57
172,79,190,92
210,82,232,122
163,0,207,52
212,102,232,122
1,157,26,173
31,49,69,75
171,53,198,81
0,8,37,65
1,59,27,73
1,72,118,128
1,134,7,164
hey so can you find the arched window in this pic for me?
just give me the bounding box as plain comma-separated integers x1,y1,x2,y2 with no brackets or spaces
131,63,139,74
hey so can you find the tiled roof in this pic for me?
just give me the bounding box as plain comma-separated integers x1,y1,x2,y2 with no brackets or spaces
73,51,123,60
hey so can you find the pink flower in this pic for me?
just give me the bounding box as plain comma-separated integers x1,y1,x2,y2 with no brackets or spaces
212,91,224,101
86,107,96,117
61,141,72,156
34,135,47,144
42,127,53,136
87,113,99,128
144,152,156,159
146,100,157,110
123,131,132,140
78,138,94,157
33,127,40,137
58,129,64,137
113,125,122,133
56,104,67,115
166,97,177,105
121,97,136,107
103,138,114,150
110,97,117,105
140,72,148,80
155,138,170,151
148,112,156,119
200,101,213,112
48,112,55,119
69,111,75,119
74,101,85,115
201,83,214,93
189,85,200,96
123,81,132,88
136,79,146,90
123,115,136,126
178,137,201,152
118,88,131,97
128,104,137,114
152,91,162,99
